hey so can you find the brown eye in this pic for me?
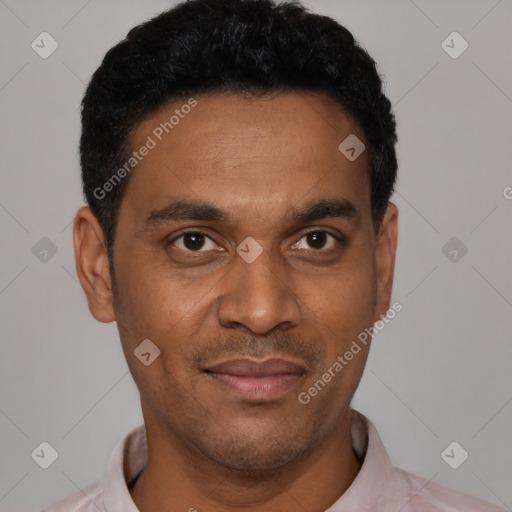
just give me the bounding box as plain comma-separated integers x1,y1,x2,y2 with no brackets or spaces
306,231,328,249
169,231,217,252
293,230,341,251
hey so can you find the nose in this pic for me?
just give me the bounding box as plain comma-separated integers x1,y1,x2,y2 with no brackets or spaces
216,245,302,335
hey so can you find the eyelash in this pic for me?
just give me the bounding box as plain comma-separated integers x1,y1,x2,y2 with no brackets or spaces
166,229,344,254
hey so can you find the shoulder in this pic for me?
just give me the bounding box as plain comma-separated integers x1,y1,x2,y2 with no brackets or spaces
395,468,506,511
39,479,105,512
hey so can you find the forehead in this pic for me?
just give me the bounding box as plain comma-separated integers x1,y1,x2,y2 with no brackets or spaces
121,90,370,225
132,90,365,161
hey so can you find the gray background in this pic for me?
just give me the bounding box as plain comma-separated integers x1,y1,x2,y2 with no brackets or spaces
0,0,511,510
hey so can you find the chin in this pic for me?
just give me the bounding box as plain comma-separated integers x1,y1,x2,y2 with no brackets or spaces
196,427,315,473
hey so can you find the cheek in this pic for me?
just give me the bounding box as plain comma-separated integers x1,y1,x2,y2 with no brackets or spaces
114,249,184,322
298,264,375,415
303,250,376,340
113,270,196,406
113,254,215,373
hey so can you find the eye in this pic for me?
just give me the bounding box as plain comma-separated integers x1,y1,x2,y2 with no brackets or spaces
168,231,218,252
292,230,342,251
167,229,343,255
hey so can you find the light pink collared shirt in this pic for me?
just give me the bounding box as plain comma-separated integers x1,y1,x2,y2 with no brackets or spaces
40,409,505,511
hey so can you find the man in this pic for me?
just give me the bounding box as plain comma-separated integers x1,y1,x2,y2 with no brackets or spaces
42,0,504,510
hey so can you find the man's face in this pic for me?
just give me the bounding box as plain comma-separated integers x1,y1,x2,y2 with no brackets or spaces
89,91,396,471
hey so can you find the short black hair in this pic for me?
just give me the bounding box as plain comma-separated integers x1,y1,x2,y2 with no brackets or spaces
80,0,398,265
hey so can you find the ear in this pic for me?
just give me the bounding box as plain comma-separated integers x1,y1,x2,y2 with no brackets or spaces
73,206,116,323
374,202,398,322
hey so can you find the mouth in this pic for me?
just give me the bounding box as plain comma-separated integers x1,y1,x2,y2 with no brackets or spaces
202,357,307,401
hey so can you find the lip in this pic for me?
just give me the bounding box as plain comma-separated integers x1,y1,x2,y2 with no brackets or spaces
203,357,306,401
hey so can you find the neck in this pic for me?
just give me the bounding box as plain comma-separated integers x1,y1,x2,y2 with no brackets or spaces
130,408,361,512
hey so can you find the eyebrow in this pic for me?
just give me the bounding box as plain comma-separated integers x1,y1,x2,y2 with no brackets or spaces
144,199,228,225
291,197,358,224
143,197,358,228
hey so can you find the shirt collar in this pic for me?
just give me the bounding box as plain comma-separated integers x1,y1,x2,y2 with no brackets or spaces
326,409,397,511
103,421,147,511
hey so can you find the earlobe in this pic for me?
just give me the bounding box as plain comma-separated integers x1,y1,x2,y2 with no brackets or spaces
374,202,398,322
73,206,116,323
